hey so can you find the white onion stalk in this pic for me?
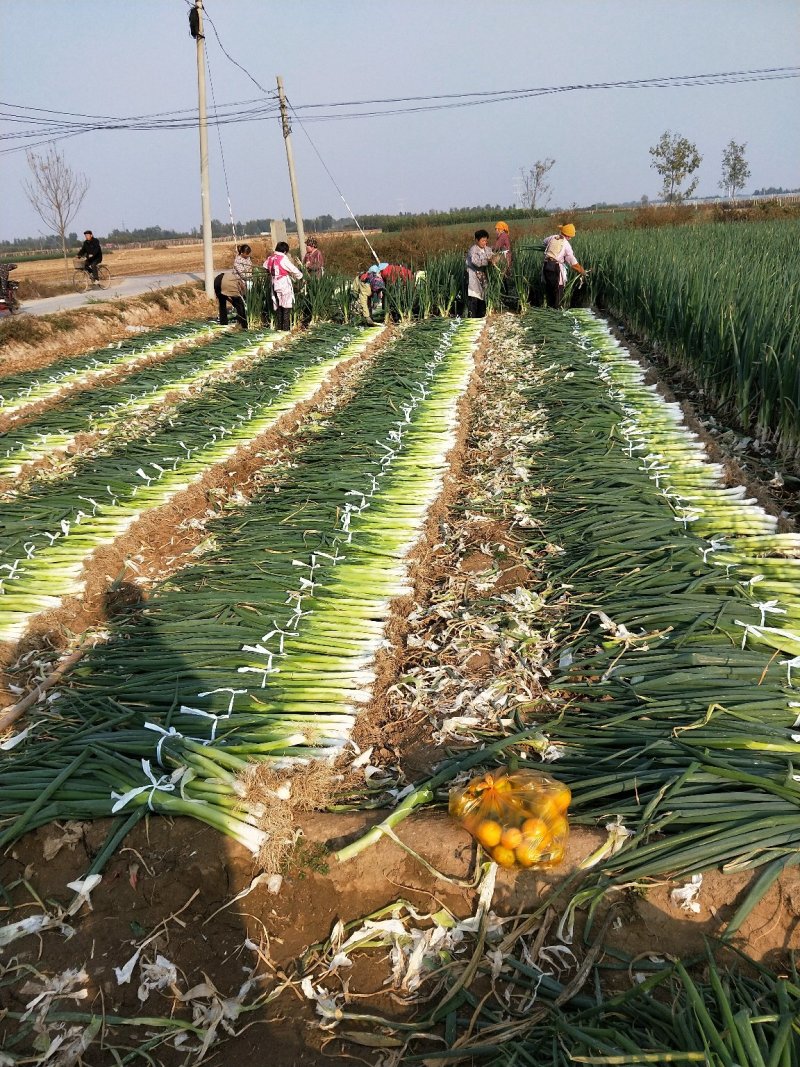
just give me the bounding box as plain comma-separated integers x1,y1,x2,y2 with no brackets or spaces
0,331,279,478
0,322,223,417
0,329,382,642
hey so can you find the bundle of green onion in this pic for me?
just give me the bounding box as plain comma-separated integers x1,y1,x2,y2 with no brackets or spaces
0,319,482,855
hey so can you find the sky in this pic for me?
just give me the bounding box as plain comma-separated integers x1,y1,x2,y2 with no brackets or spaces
1,0,798,242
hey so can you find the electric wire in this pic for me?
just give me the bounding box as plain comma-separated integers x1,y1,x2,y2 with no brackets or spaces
1,65,797,154
204,34,239,243
286,97,380,265
199,1,272,97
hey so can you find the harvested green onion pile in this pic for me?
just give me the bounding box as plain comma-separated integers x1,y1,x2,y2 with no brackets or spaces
0,324,377,642
0,318,482,855
510,310,800,889
0,326,280,479
0,320,221,418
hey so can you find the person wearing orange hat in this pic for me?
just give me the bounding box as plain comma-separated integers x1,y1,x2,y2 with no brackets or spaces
492,221,512,270
542,222,586,309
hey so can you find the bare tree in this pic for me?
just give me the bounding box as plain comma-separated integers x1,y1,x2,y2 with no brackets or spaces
23,146,89,270
520,158,555,213
649,131,702,203
719,140,751,200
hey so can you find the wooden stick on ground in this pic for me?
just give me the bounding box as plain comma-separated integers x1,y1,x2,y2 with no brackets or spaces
0,648,84,734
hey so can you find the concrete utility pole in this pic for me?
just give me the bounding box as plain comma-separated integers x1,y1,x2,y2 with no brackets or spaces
194,1,215,298
276,75,306,260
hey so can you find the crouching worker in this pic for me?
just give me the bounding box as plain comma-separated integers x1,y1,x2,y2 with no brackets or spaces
351,267,384,325
213,270,247,328
265,241,303,330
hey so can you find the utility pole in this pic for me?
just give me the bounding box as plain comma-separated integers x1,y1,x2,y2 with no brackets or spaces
276,75,305,260
193,0,215,298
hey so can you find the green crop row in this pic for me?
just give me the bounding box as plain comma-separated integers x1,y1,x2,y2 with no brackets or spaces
580,220,800,463
0,320,222,416
0,318,482,853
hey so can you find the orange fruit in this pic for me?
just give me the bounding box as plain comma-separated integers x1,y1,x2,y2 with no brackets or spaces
549,815,569,843
515,840,544,868
474,819,503,849
552,784,572,813
500,827,523,850
531,796,561,823
520,817,550,845
492,845,517,868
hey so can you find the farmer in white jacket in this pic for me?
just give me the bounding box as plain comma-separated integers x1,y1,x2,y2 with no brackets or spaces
542,223,587,309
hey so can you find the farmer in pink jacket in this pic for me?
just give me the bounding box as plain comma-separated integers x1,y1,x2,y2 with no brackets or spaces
264,241,303,330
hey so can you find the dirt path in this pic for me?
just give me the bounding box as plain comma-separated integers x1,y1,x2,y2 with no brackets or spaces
19,274,206,318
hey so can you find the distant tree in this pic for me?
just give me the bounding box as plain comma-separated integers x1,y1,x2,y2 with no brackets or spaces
752,185,800,196
719,140,751,200
23,145,89,270
520,159,556,212
640,194,650,207
649,131,702,203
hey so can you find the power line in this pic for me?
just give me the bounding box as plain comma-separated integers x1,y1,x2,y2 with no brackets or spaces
290,67,800,122
199,1,272,97
286,96,380,264
1,65,797,154
291,65,800,110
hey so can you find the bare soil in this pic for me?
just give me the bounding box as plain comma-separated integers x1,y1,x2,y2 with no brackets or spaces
2,811,798,1066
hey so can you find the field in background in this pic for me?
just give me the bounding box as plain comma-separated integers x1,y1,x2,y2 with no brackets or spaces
12,198,800,299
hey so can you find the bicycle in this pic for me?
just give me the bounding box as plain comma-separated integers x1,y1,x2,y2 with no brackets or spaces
73,260,111,293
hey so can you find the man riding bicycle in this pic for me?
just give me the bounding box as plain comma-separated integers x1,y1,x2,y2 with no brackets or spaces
76,230,103,282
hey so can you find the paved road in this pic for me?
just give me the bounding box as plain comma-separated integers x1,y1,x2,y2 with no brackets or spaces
19,273,206,317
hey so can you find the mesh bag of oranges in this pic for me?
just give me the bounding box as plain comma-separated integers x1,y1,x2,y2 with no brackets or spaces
449,769,571,869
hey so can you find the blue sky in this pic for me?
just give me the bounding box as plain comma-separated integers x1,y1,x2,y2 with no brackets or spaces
1,0,798,240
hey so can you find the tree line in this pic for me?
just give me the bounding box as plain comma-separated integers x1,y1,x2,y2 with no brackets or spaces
5,136,784,259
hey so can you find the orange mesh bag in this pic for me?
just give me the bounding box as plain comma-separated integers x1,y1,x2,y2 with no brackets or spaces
449,768,571,870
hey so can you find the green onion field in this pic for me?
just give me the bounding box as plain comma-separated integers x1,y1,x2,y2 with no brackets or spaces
1,229,800,1065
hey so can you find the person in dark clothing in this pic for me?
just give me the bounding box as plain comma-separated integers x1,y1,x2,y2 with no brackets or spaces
76,230,103,282
0,262,19,311
213,271,247,328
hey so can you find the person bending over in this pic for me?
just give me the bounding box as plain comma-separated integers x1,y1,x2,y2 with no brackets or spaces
213,270,247,328
542,223,586,309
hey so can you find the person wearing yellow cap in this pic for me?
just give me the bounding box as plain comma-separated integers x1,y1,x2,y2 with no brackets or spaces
542,222,586,309
492,221,512,269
